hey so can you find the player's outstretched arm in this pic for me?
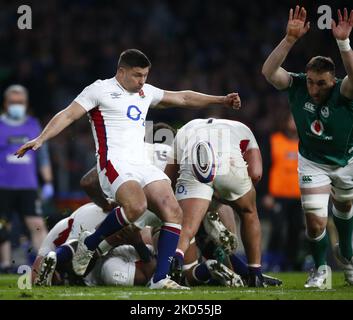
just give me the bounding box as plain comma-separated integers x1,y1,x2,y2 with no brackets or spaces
157,90,241,110
15,101,86,158
262,6,310,90
333,8,353,99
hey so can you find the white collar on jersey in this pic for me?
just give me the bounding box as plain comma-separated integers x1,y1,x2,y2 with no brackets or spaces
113,77,141,95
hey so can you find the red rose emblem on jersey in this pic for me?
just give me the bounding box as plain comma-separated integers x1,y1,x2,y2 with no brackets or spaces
310,120,324,136
139,89,145,98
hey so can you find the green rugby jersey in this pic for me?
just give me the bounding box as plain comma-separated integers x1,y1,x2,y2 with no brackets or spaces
286,73,353,166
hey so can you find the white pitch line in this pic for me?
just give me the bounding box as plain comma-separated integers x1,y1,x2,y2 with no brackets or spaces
0,288,338,297
55,289,337,297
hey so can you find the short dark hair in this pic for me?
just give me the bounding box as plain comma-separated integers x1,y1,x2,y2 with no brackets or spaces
118,49,151,69
305,56,335,75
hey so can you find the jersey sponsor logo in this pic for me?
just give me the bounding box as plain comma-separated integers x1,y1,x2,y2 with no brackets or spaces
310,119,324,136
304,102,315,113
177,184,187,195
321,106,329,118
126,105,142,121
302,175,312,183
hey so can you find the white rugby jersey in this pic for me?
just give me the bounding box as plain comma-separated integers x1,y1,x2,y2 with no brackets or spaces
74,78,164,168
38,203,106,256
170,118,259,169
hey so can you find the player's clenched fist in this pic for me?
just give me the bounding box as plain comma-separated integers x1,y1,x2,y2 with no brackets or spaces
223,93,241,110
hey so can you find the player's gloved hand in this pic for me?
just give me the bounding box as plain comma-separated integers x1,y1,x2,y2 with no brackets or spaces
42,183,54,200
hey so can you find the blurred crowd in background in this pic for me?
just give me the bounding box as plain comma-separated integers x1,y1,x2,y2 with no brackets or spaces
0,0,349,272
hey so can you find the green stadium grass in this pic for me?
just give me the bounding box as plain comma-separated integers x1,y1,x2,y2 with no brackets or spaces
0,272,352,300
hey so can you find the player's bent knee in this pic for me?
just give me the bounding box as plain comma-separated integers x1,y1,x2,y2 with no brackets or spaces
237,205,258,220
331,197,352,213
163,202,183,224
172,204,183,224
306,222,326,238
301,194,329,218
125,202,148,221
331,186,353,204
183,225,198,241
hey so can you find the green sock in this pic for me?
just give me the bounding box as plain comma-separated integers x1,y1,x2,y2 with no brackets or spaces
308,230,329,269
332,207,353,260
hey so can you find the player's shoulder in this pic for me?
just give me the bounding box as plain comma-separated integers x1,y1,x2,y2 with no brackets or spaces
288,72,306,88
142,83,163,93
83,78,111,91
91,78,112,89
229,120,252,132
49,216,71,235
71,202,103,217
181,118,205,130
143,83,161,90
334,77,345,89
213,118,251,131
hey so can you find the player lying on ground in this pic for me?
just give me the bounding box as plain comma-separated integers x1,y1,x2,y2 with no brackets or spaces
262,6,353,287
33,201,244,287
32,203,157,286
